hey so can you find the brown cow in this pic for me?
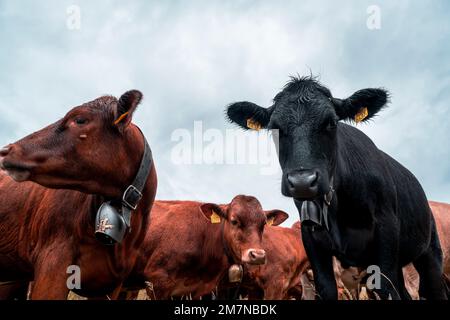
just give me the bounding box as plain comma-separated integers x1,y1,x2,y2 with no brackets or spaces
236,221,309,300
122,197,288,300
0,90,157,299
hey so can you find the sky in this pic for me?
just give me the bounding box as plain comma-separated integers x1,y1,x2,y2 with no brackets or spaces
0,0,449,227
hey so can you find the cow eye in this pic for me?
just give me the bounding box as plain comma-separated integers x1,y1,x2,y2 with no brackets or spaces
230,219,239,226
75,117,88,125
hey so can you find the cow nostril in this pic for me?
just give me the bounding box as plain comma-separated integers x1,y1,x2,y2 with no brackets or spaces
309,172,318,186
287,174,296,188
287,171,318,188
249,250,265,259
245,249,266,264
0,146,11,156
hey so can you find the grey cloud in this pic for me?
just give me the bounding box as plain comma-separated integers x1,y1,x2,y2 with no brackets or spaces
0,0,449,226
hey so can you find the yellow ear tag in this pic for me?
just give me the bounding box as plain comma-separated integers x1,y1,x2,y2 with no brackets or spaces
246,118,262,131
354,107,368,123
266,218,274,226
210,211,221,224
113,111,130,125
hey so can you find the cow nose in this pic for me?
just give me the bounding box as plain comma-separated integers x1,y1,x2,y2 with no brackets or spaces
287,170,319,199
243,249,266,265
0,146,11,170
0,146,11,157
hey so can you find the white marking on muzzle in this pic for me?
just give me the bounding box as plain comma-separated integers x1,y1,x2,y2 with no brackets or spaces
241,248,266,265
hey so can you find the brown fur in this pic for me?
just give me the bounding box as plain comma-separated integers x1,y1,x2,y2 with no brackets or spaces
242,222,309,300
0,91,157,299
123,197,288,299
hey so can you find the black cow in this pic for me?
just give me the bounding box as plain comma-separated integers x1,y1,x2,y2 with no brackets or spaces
226,76,447,300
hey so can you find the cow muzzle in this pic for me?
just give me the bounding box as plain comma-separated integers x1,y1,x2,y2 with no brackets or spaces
242,248,266,265
0,145,34,182
286,169,322,199
0,146,10,169
0,145,10,157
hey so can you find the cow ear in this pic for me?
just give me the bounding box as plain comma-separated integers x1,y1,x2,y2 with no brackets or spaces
332,88,388,123
200,203,227,224
265,209,289,226
226,102,272,131
113,90,143,132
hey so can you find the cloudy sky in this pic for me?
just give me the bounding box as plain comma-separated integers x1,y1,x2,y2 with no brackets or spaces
1,0,449,226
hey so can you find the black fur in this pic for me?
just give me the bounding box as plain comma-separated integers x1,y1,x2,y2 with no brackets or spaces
226,101,272,130
225,76,447,300
334,88,389,122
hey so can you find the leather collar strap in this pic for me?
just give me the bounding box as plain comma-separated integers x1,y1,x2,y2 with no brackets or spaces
121,136,153,228
322,175,335,230
220,221,244,300
221,220,236,265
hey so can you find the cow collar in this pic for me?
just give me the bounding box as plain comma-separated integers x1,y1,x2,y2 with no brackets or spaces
220,221,238,265
95,133,153,245
120,136,153,228
220,221,245,298
296,176,335,231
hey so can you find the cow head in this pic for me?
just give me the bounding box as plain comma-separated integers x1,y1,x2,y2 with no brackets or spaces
0,90,146,198
226,76,388,200
200,195,288,265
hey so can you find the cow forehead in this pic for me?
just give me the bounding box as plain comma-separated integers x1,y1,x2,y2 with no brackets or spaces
274,77,332,103
270,81,334,127
229,197,265,221
64,96,117,119
85,95,117,108
271,101,334,129
229,195,262,210
230,210,266,226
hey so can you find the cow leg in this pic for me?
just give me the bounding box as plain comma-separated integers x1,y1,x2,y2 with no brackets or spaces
299,272,316,300
307,254,336,300
31,277,70,299
369,221,405,300
414,252,446,299
368,267,401,300
107,283,124,300
301,227,337,300
31,273,70,300
413,226,447,300
30,245,73,300
397,268,412,300
263,281,286,300
377,267,404,300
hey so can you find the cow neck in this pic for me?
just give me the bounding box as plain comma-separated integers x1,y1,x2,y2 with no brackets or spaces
220,221,237,265
94,128,153,228
118,134,153,228
296,175,335,231
219,220,245,296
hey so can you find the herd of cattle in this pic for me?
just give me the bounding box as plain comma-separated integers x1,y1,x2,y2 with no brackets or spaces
0,77,449,300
